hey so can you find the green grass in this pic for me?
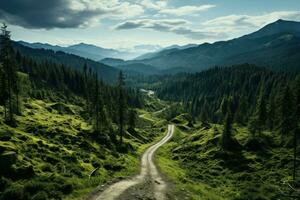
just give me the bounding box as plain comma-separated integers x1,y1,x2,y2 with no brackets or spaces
156,115,299,200
0,98,167,200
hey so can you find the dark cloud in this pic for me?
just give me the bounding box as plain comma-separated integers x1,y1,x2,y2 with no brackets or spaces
0,0,143,29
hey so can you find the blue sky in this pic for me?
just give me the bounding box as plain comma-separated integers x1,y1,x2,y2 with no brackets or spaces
1,0,300,52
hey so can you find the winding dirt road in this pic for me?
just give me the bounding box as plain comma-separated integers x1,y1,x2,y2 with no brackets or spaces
94,124,174,200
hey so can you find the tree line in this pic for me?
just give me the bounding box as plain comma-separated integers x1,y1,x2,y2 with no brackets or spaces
156,64,300,178
0,24,141,149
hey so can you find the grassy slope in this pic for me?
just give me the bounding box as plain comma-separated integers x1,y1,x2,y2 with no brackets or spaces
157,114,297,200
0,94,167,200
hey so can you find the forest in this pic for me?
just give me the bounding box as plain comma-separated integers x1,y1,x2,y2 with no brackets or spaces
0,24,148,200
0,14,300,200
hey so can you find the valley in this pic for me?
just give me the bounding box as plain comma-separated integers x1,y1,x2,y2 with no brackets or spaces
0,7,300,200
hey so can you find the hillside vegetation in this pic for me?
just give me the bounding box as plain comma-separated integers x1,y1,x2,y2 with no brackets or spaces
157,114,300,200
0,25,165,200
0,93,166,200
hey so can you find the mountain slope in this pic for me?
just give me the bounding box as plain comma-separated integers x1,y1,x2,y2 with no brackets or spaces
13,42,120,83
129,19,300,72
17,41,138,61
18,41,104,61
134,44,197,60
100,58,161,75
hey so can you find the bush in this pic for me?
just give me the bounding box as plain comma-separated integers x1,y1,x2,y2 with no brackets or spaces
0,177,9,192
13,165,35,179
60,183,73,194
24,181,44,195
0,184,24,200
32,191,48,200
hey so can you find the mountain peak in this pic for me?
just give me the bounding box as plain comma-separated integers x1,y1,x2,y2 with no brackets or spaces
243,19,300,39
275,19,286,23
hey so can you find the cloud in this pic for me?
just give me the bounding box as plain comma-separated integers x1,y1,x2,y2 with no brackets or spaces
114,18,226,39
0,0,144,29
202,11,300,33
160,5,216,16
115,19,189,29
140,0,167,10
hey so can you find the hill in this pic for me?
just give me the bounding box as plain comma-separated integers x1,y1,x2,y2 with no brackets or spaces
0,33,164,199
151,64,300,199
124,19,300,73
13,42,120,83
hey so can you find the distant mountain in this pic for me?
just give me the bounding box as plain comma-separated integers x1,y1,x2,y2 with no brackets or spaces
113,63,160,75
100,58,126,66
100,58,159,75
135,43,197,60
13,42,120,83
129,19,300,72
18,41,62,51
17,41,139,61
164,44,198,50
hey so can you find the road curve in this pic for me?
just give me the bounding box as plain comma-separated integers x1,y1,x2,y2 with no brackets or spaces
95,124,174,200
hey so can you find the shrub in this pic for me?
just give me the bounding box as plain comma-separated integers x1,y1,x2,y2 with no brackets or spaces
0,177,9,192
24,180,44,195
60,183,73,194
31,191,48,200
0,184,24,200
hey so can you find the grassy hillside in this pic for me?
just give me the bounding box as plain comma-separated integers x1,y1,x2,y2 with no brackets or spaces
0,95,167,200
157,115,299,200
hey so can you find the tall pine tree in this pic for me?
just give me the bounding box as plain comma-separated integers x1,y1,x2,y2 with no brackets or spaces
117,71,126,145
0,23,19,124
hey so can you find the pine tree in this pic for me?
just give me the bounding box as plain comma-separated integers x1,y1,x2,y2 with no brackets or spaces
128,108,137,131
221,97,235,150
234,95,249,125
267,96,276,130
256,89,267,133
279,86,295,136
248,88,267,136
94,74,100,133
0,23,19,124
117,71,126,145
222,110,233,150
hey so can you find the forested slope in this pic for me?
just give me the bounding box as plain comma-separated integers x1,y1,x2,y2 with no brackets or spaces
0,25,158,200
12,42,119,83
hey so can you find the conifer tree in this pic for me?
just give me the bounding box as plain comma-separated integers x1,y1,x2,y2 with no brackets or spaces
248,88,267,136
117,71,126,145
94,74,100,132
267,96,276,130
222,110,233,150
221,98,235,150
256,89,267,132
128,108,137,131
0,23,19,124
279,86,295,136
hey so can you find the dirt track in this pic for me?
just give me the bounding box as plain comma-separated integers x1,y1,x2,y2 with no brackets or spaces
93,125,174,200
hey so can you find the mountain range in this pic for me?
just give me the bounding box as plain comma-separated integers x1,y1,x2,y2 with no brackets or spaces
103,19,300,74
13,19,300,79
17,41,141,61
13,42,120,83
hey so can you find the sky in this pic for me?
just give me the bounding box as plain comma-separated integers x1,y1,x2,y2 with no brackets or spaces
0,0,300,52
